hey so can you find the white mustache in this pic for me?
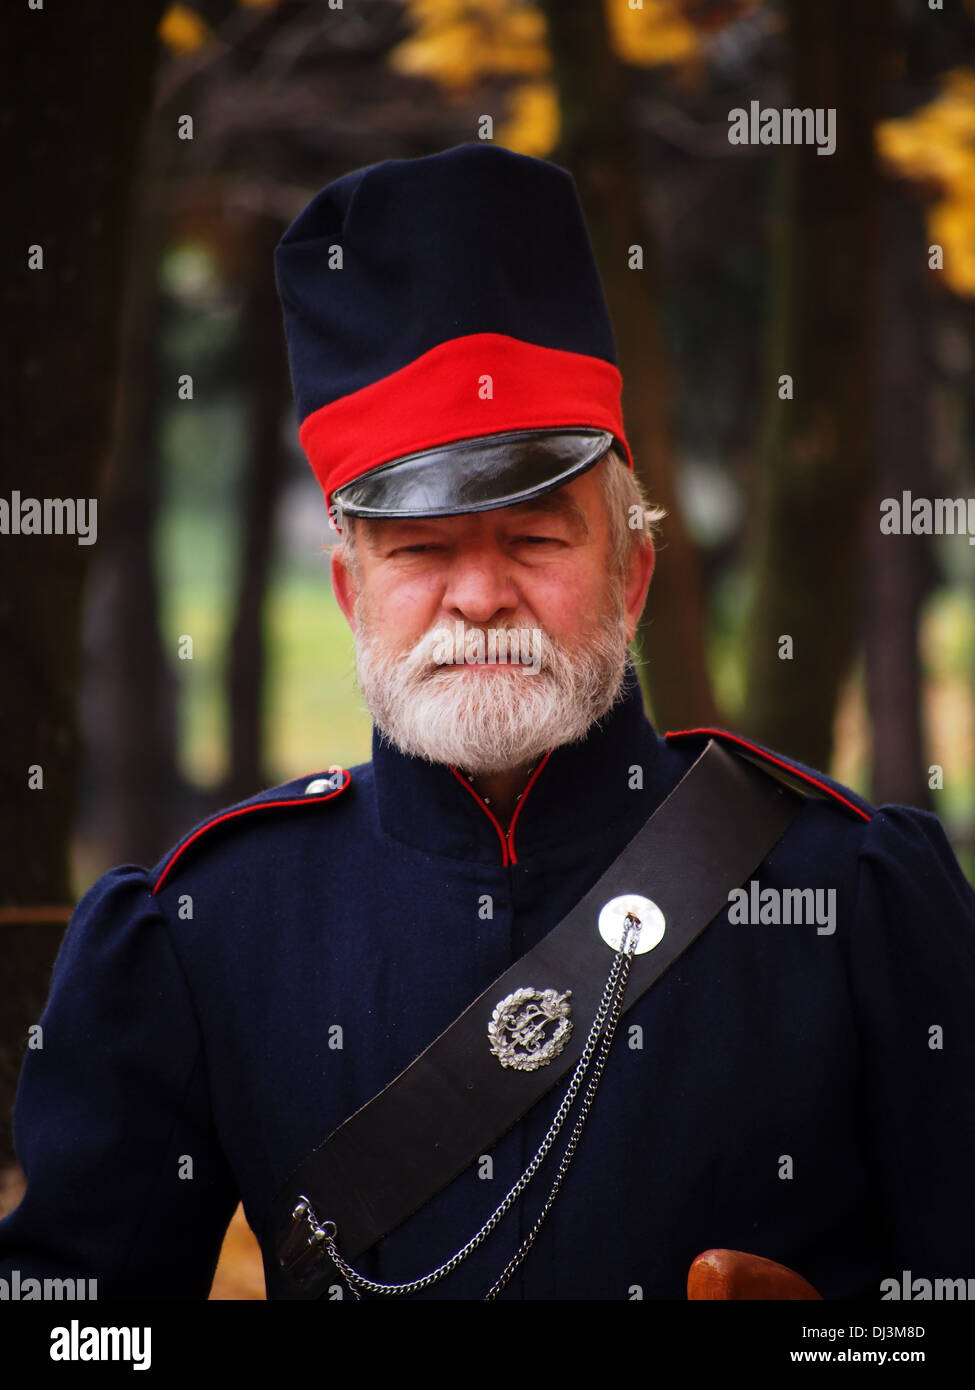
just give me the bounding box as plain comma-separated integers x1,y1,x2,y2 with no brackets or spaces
418,623,545,675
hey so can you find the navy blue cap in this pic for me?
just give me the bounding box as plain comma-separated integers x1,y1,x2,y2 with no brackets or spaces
274,142,631,519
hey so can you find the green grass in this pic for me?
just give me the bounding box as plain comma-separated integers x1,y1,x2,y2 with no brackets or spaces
156,504,372,789
264,571,373,780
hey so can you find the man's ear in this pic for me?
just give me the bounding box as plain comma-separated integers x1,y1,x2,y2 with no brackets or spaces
331,546,358,630
623,539,655,644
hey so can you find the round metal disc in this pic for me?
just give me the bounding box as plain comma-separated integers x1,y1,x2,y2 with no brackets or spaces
598,894,666,954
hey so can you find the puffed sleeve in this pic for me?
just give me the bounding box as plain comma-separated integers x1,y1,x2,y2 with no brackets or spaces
846,805,975,1277
0,866,239,1298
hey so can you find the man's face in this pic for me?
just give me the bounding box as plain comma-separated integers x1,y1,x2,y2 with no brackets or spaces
330,460,654,774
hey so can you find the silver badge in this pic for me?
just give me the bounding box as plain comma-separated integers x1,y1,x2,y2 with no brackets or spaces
488,987,573,1071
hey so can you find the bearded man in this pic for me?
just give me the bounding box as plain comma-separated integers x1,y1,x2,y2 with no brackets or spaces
342,447,652,814
2,144,974,1304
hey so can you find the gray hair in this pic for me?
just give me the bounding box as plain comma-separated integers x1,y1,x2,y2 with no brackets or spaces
335,447,665,583
599,446,665,580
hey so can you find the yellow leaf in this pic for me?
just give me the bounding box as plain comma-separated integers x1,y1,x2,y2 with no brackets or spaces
877,67,975,296
159,4,210,54
496,81,561,157
605,0,699,67
392,0,549,91
931,198,975,297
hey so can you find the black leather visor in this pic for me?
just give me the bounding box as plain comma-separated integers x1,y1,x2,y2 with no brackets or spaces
331,426,614,519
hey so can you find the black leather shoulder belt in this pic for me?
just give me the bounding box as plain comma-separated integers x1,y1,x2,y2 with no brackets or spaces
263,739,804,1298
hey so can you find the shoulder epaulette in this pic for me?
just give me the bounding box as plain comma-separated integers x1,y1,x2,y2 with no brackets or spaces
664,727,873,823
152,768,351,895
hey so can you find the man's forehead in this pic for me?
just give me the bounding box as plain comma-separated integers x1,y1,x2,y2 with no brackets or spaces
500,489,591,533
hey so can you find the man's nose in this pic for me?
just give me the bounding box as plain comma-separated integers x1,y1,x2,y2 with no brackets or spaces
441,547,520,625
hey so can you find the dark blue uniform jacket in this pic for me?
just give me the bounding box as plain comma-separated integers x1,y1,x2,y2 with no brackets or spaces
2,672,974,1300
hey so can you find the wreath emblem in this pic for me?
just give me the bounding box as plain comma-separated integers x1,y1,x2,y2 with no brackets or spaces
488,987,573,1070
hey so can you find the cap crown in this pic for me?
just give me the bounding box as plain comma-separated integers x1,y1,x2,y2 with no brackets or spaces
275,142,618,425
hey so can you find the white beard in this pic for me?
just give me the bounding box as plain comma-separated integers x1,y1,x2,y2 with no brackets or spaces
351,586,632,775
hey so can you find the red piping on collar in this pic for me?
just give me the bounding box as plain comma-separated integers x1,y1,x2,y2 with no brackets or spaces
448,749,553,866
151,770,352,894
448,768,510,865
505,752,552,861
664,727,872,823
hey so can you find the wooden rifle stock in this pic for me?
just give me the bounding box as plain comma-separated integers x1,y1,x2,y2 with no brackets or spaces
688,1249,823,1300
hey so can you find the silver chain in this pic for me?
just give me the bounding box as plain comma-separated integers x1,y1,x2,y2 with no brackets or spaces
301,916,640,1301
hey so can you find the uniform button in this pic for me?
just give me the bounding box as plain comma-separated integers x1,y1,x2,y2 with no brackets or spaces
598,894,666,954
305,776,337,794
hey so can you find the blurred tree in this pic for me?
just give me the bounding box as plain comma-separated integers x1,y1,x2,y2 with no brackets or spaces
84,167,183,869
85,0,297,862
740,0,892,770
863,184,934,810
221,213,291,802
0,0,167,1163
871,54,975,811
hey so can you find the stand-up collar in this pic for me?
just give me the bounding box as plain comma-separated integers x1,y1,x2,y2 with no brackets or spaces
371,662,671,866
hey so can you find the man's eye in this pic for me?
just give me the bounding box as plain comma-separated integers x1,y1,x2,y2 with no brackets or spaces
513,535,560,545
392,543,441,555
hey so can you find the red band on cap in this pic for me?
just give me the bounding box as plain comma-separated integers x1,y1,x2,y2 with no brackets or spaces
298,332,632,516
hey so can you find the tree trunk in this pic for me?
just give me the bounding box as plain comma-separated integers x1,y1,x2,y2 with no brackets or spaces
0,0,166,1163
221,215,291,804
84,196,182,869
863,184,932,810
741,0,892,769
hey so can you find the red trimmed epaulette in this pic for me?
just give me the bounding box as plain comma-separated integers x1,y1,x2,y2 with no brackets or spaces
152,768,351,895
664,728,872,823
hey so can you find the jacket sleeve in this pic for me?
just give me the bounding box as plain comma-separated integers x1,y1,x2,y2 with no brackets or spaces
0,865,240,1299
847,805,975,1278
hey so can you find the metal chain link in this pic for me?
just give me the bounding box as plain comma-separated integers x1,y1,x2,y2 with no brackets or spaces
306,915,641,1301
483,946,633,1300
